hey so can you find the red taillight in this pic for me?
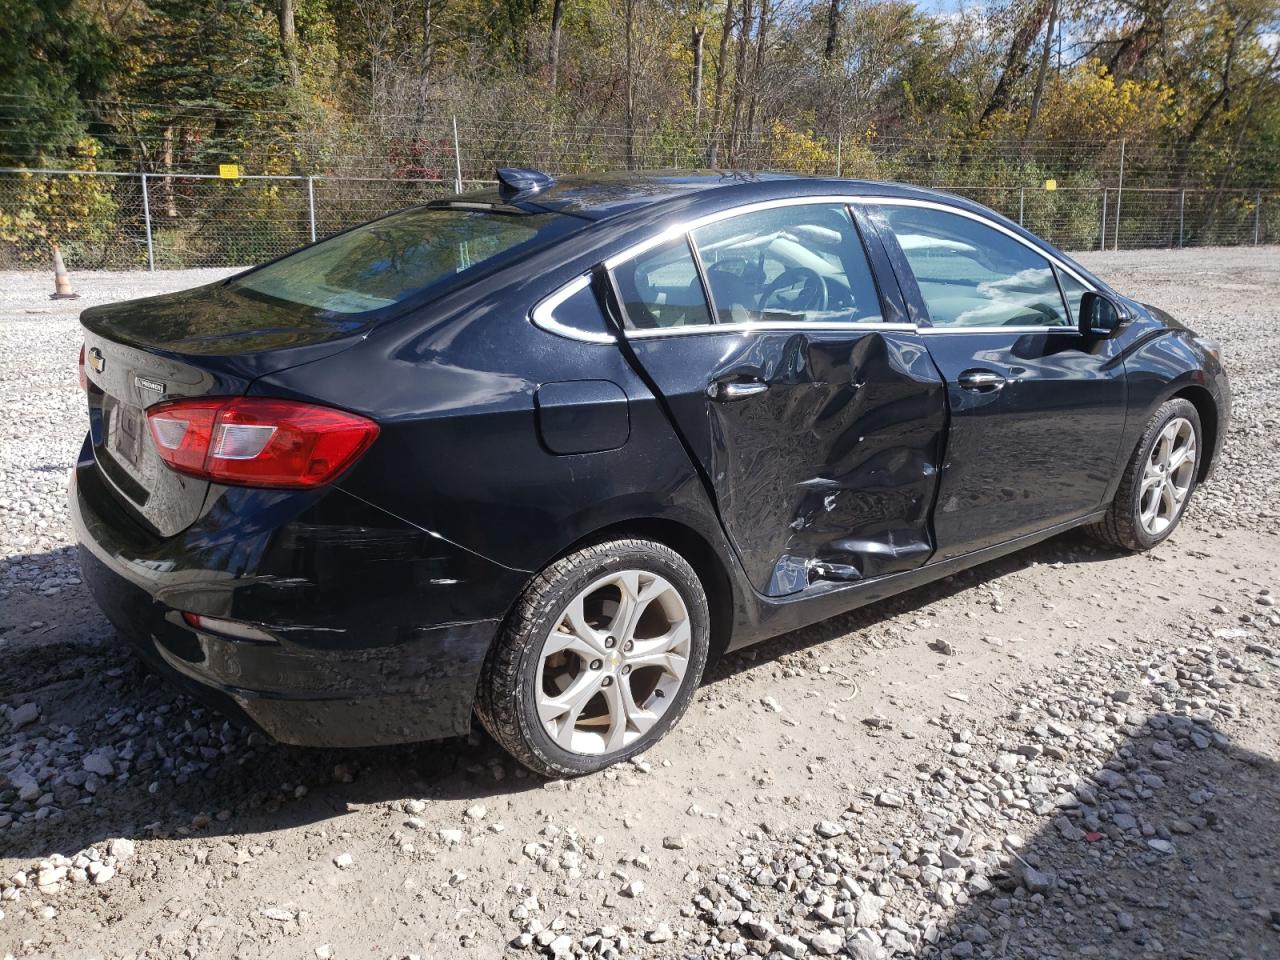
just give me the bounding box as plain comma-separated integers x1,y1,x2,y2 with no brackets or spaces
78,344,87,391
146,397,379,489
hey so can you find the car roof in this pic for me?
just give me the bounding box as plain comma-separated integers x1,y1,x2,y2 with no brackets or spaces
462,169,948,221
450,169,1115,296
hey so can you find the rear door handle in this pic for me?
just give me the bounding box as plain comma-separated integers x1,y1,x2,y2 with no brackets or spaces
957,369,1007,393
707,379,769,402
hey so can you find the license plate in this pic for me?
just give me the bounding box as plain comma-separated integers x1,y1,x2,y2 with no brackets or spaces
114,402,144,468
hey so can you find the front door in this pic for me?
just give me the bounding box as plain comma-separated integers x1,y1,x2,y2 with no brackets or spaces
607,201,947,596
866,201,1128,560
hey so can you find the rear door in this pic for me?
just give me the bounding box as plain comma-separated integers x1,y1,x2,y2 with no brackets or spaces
865,200,1128,559
607,200,947,597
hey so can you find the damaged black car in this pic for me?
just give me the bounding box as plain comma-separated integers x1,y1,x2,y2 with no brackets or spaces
72,169,1229,775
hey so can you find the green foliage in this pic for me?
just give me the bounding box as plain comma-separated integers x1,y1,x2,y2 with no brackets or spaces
0,0,115,164
1,0,1278,266
130,0,287,167
0,138,120,264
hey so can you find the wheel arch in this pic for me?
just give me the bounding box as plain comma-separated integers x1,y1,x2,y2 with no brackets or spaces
1168,384,1219,482
526,516,739,667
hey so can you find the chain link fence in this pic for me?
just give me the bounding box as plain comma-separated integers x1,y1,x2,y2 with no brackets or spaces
1,162,1275,271
0,169,492,270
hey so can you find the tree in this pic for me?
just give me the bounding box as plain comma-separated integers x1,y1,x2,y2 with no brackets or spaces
980,0,1056,124
689,1,708,127
278,0,301,85
549,0,566,92
1023,0,1059,142
131,0,287,169
0,0,115,165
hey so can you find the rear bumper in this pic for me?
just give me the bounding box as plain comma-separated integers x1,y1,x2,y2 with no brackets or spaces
70,441,517,747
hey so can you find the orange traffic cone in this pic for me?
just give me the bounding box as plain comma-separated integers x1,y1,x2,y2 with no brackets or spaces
51,244,79,300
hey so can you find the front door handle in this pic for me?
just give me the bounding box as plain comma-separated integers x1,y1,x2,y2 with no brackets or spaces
707,379,769,402
957,369,1007,393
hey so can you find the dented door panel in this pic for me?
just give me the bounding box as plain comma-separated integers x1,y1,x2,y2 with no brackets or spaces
625,328,946,596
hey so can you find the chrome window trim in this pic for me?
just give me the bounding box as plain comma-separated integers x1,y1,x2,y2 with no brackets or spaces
533,194,1098,343
627,320,919,339
529,273,618,344
916,325,1078,335
602,194,866,271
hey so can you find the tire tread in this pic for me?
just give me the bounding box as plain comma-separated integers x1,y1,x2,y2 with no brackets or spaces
1088,398,1200,552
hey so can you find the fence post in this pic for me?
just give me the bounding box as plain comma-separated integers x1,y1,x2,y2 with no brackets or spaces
1178,189,1185,248
1113,137,1125,252
139,173,155,271
1018,186,1025,226
452,116,463,194
1255,191,1262,245
1100,187,1108,251
836,133,843,178
307,176,317,243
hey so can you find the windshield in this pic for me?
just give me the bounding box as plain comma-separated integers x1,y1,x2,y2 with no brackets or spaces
229,207,576,315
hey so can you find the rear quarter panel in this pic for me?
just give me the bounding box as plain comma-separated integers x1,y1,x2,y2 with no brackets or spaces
251,272,745,632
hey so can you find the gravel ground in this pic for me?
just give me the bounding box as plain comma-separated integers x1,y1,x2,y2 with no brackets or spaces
0,250,1277,960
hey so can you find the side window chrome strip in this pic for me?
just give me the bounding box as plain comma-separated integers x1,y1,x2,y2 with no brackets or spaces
530,274,618,344
627,321,919,339
917,326,1079,335
602,194,871,271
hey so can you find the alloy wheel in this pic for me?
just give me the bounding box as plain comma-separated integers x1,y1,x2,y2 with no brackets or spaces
1138,416,1197,536
535,569,691,756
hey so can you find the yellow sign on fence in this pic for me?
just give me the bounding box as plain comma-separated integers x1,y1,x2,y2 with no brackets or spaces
1044,179,1058,191
218,164,241,179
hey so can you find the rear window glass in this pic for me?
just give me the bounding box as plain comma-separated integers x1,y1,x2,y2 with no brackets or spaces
229,207,576,315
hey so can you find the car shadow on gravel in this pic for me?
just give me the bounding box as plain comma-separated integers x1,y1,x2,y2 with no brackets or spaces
0,530,1130,864
916,713,1279,959
703,528,1129,685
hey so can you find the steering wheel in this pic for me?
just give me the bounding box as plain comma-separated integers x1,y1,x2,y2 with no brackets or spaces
760,267,828,315
1001,300,1066,327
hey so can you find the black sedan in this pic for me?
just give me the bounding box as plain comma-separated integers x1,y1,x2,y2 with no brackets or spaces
71,170,1229,776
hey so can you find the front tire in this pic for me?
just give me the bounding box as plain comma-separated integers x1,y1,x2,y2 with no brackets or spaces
1089,398,1202,551
475,538,710,777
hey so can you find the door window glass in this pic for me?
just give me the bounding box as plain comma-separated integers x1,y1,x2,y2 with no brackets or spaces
690,204,882,325
878,205,1071,328
1056,267,1089,324
612,237,713,330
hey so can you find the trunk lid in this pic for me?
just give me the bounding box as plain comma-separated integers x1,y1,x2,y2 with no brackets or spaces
80,281,368,537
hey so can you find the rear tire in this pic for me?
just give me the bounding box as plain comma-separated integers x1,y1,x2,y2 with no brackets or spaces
475,538,710,777
1089,398,1202,552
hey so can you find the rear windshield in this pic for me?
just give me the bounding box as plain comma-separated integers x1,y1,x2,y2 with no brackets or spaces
229,206,577,315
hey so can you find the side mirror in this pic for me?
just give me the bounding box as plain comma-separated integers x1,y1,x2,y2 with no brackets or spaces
1079,290,1124,338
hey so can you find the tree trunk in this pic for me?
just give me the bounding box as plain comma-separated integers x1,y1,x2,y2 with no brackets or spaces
691,21,706,128
1106,28,1153,80
728,0,753,162
708,0,735,164
745,0,769,147
1022,0,1057,144
625,0,636,169
549,0,565,92
162,124,177,218
979,0,1053,124
418,0,436,120
823,0,840,62
278,0,300,86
